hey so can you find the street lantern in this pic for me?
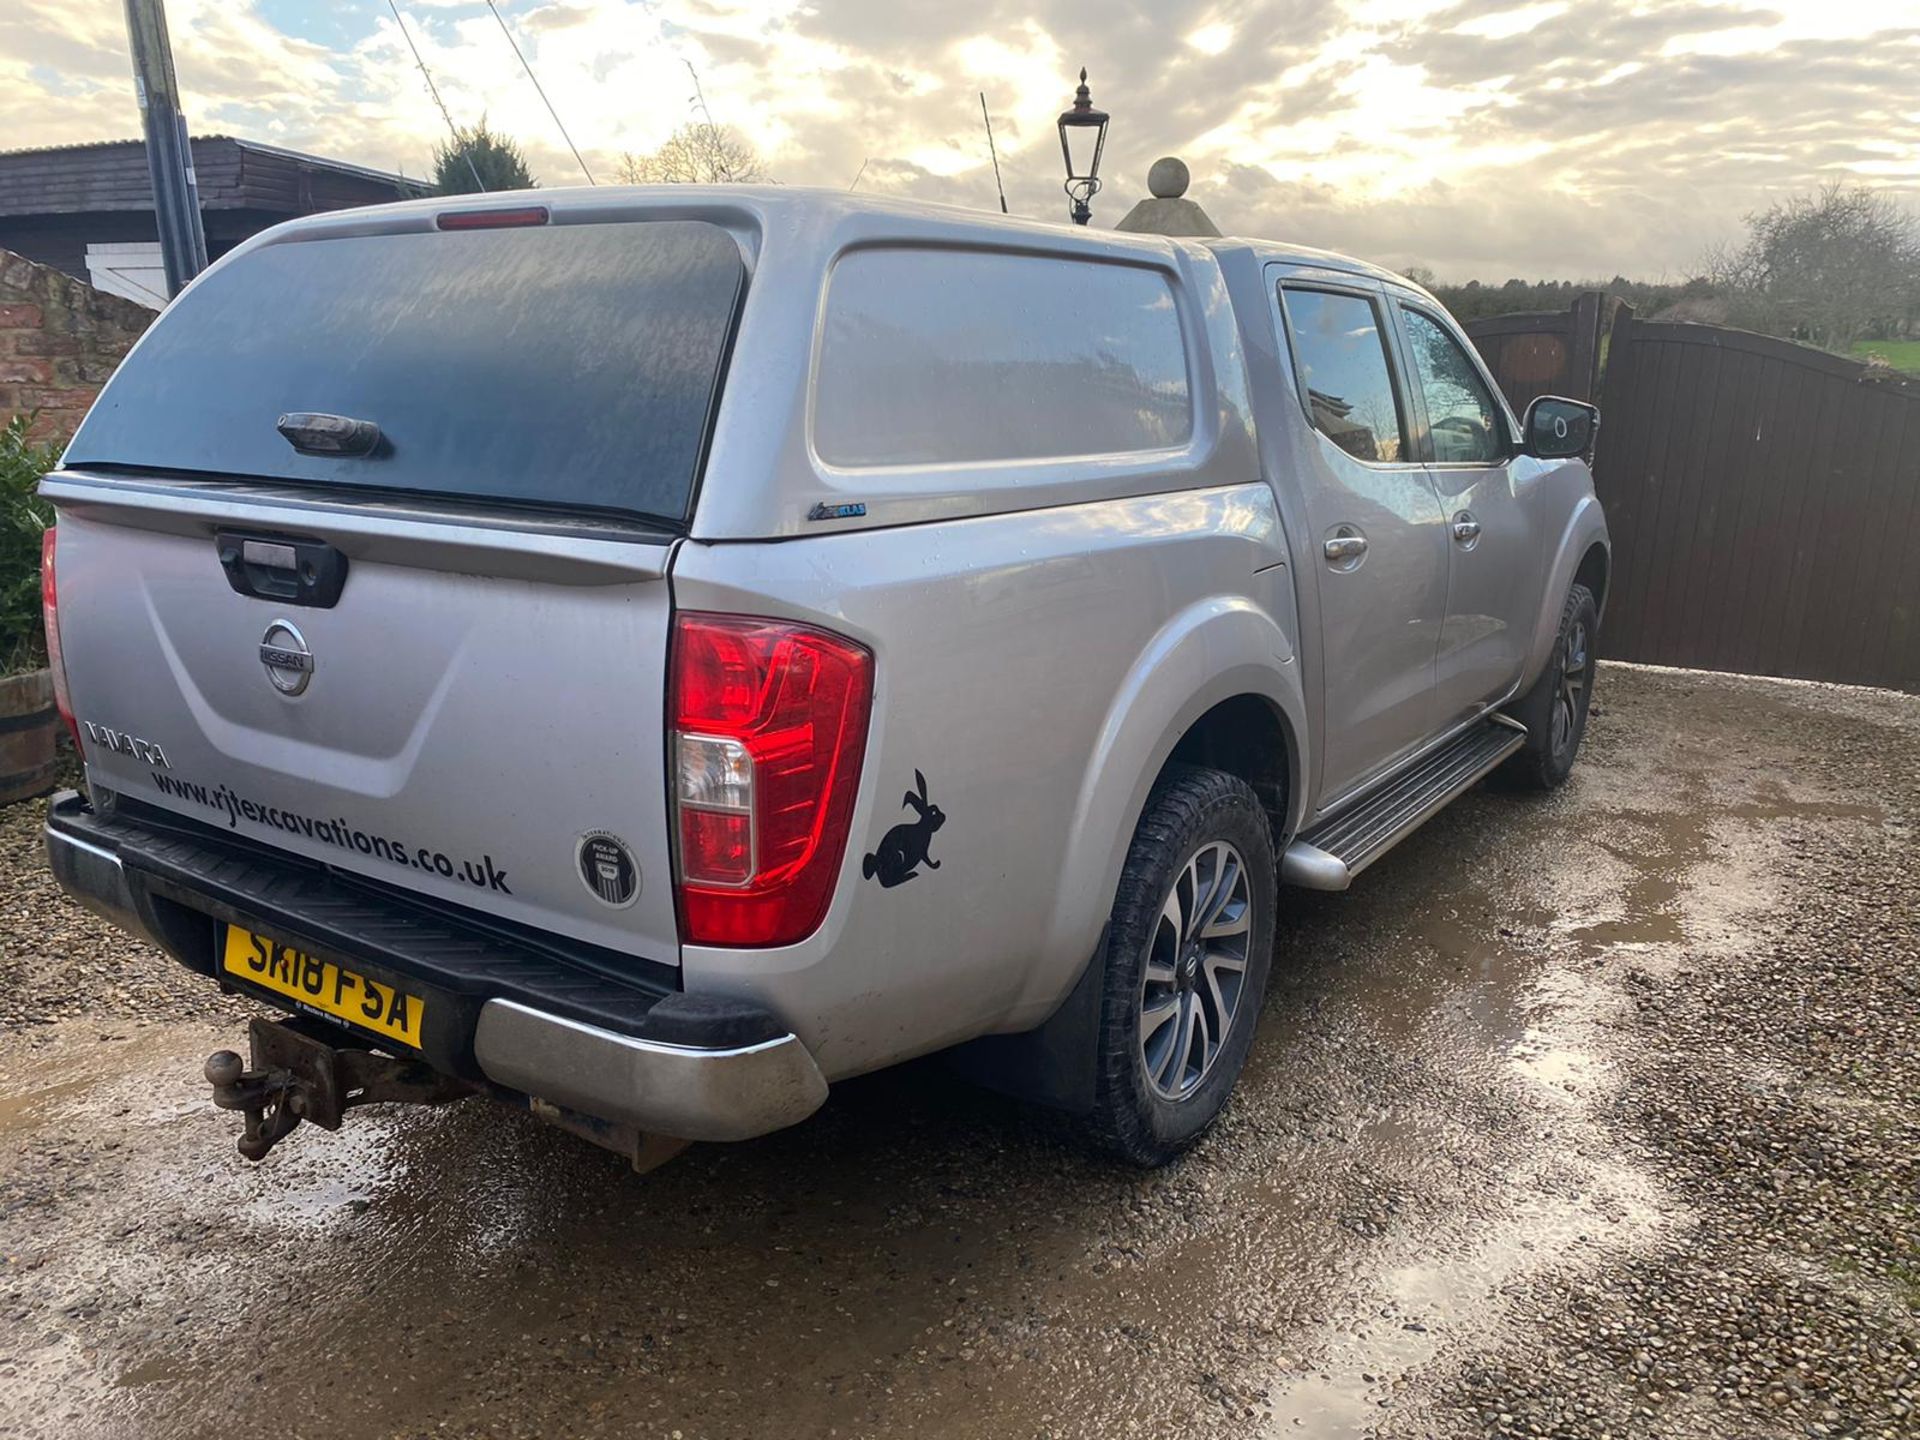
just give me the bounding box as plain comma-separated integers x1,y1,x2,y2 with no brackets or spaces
1056,67,1109,226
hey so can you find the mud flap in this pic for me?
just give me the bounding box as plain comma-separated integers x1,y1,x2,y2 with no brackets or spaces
942,926,1109,1114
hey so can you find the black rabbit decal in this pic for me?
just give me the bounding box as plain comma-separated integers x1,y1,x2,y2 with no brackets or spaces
862,769,945,887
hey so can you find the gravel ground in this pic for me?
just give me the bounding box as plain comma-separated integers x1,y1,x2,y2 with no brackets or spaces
0,662,1915,1439
0,752,243,1031
1394,671,1920,1440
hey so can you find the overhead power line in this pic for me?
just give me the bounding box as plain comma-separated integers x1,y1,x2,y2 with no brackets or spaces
386,0,485,192
685,60,719,133
484,0,597,185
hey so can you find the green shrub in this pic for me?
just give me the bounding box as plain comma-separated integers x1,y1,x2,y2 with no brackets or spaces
0,414,61,676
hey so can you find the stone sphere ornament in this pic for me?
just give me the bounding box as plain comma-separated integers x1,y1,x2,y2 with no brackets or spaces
1147,157,1190,199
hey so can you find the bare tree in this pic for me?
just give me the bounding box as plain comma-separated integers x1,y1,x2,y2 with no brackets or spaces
617,122,766,185
1704,182,1920,352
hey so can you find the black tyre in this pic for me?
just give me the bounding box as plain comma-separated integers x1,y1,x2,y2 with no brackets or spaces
1500,582,1599,790
1086,765,1276,1167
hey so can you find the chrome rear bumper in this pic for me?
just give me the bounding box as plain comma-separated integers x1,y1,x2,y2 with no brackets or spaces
474,1000,827,1143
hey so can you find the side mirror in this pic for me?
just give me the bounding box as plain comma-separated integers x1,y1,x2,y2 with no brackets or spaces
1522,396,1599,460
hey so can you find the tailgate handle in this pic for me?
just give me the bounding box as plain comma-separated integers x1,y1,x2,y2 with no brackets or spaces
276,412,382,457
217,531,349,608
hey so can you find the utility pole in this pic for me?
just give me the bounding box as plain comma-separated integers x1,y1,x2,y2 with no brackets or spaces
123,0,208,299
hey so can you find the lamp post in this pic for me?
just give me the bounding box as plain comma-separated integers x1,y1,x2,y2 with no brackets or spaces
1056,67,1109,226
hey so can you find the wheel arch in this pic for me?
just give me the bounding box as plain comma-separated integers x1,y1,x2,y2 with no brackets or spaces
1021,595,1306,1022
1521,493,1610,691
954,607,1302,1117
1573,538,1610,618
1163,692,1299,844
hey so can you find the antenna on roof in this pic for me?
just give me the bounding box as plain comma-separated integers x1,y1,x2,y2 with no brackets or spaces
386,0,485,193
848,158,869,192
980,93,1009,214
483,0,597,184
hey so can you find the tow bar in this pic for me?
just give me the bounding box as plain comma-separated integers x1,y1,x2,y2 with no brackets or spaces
205,1015,475,1161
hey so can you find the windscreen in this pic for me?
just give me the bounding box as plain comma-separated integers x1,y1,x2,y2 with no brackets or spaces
65,218,746,525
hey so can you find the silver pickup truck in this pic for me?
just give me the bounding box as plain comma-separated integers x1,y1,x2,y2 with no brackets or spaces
40,188,1606,1167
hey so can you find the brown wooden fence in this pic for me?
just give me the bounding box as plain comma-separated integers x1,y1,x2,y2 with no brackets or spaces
1467,302,1920,693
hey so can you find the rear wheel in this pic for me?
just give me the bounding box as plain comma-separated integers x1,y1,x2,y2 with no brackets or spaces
1501,582,1598,790
1086,766,1275,1167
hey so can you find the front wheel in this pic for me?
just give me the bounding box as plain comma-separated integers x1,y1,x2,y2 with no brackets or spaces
1501,581,1599,790
1086,766,1276,1167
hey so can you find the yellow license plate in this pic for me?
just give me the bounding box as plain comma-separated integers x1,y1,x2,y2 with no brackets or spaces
220,927,425,1049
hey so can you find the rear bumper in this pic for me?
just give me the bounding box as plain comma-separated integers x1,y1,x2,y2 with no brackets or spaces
44,791,827,1143
45,805,161,944
472,1000,825,1143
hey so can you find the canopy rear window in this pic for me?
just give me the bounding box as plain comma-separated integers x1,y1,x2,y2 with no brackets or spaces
65,219,745,525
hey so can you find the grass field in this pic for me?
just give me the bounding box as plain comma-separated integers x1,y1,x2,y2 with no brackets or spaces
1851,339,1920,373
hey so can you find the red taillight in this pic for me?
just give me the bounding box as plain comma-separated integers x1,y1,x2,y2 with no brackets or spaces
671,613,873,948
40,527,82,755
435,205,550,231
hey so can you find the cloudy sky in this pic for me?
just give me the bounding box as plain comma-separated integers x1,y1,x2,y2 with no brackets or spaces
3,0,1916,278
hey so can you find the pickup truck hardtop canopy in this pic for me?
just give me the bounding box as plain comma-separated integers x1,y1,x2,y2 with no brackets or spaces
63,186,1428,542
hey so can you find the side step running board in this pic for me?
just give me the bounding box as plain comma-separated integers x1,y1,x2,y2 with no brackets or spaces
1282,717,1526,891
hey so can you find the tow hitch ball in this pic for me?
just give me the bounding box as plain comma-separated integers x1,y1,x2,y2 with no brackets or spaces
205,1016,474,1162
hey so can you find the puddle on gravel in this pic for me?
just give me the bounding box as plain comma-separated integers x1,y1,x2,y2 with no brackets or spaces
112,1358,183,1390
0,1025,229,1133
1242,924,1672,1438
1234,707,1868,1437
0,1075,95,1132
1258,1144,1672,1438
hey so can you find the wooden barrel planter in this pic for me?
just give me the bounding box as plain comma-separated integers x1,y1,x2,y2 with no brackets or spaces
0,669,59,805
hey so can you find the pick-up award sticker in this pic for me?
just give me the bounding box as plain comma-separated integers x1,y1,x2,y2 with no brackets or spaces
577,831,640,908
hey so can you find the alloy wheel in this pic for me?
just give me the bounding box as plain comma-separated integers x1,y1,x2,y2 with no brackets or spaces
1552,617,1590,757
1138,840,1253,1101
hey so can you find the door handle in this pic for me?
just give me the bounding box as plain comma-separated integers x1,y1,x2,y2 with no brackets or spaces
1451,513,1482,545
1323,534,1368,563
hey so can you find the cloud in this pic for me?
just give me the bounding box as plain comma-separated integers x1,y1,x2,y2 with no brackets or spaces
0,0,1915,279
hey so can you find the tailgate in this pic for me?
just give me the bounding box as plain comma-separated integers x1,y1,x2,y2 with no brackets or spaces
38,210,754,969
47,485,682,963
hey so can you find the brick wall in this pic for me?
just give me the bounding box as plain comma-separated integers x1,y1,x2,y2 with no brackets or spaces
0,247,153,444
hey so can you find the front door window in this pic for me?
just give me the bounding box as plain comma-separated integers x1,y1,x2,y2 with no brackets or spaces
1402,307,1505,464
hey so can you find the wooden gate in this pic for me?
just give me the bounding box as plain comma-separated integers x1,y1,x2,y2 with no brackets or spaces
1466,299,1920,693
1592,311,1920,692
1463,290,1610,413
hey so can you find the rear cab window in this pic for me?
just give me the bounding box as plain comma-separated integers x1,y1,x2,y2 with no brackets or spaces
1278,287,1408,464
812,248,1192,469
64,219,747,528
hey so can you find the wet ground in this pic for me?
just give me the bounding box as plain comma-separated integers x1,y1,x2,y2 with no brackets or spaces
1,663,1915,1439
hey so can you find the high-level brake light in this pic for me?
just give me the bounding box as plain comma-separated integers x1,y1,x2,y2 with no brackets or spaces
435,205,550,231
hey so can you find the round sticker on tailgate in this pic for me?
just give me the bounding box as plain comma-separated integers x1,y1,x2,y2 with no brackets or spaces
576,831,640,908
